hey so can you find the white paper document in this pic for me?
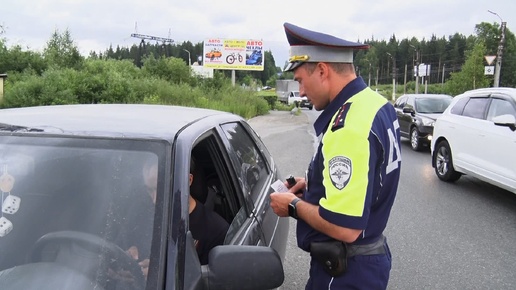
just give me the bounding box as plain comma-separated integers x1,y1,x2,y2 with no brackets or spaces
271,179,289,192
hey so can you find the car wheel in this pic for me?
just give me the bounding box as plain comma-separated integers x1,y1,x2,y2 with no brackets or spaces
410,127,423,151
433,140,461,182
309,106,313,110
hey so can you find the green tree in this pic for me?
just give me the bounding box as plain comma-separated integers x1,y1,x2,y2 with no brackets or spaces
445,41,490,95
0,44,47,74
141,55,193,85
77,58,143,104
475,22,516,87
43,28,83,69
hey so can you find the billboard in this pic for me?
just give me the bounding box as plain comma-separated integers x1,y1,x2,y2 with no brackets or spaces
203,38,264,71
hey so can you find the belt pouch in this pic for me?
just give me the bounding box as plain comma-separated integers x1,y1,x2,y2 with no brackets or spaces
310,241,347,277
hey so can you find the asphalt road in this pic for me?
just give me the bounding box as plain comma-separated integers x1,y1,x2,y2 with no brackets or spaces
248,109,516,290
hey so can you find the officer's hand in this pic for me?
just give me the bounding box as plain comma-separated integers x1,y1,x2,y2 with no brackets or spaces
270,192,297,217
288,177,305,197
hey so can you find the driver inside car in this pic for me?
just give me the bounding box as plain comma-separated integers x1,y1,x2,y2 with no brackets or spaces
118,156,229,280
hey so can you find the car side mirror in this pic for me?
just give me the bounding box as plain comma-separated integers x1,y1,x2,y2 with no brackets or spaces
402,106,415,115
202,245,285,290
492,114,516,132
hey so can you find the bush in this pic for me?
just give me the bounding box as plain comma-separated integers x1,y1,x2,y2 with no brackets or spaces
261,95,277,109
1,57,274,119
2,68,80,108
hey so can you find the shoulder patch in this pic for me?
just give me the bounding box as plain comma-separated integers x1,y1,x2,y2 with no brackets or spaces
331,103,352,132
328,156,352,190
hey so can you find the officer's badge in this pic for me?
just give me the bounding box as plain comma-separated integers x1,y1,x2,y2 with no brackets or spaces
328,156,352,190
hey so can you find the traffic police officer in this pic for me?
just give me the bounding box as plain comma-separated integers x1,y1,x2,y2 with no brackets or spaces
270,22,402,289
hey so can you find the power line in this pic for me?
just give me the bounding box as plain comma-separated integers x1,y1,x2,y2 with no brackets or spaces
130,33,174,44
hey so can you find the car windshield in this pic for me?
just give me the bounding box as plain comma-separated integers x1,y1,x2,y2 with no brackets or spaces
0,135,166,290
415,97,452,113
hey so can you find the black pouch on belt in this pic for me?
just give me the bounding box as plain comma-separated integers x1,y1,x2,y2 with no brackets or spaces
309,240,347,277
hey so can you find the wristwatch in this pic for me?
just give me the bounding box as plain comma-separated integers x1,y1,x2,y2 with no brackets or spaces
288,197,302,219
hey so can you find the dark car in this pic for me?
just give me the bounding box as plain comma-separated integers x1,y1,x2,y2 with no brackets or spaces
297,96,313,110
0,104,288,290
394,94,453,151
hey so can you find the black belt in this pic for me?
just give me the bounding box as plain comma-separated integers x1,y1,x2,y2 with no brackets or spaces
347,235,386,257
309,235,387,277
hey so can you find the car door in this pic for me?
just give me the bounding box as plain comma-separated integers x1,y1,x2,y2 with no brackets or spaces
218,122,269,247
452,95,490,173
173,118,275,289
237,122,289,260
394,96,410,137
483,95,516,188
218,121,288,260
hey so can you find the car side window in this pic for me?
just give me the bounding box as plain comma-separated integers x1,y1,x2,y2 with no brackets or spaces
406,97,415,108
191,136,242,225
450,97,469,115
487,98,516,121
394,97,406,109
461,97,489,119
220,123,269,203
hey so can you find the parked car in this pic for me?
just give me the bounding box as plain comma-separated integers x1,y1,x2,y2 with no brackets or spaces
0,104,289,290
431,87,516,194
394,93,453,151
298,97,313,110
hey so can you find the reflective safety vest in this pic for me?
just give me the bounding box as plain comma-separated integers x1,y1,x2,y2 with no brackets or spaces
297,77,401,251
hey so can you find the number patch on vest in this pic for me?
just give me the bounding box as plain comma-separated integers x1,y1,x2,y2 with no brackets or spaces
386,120,402,174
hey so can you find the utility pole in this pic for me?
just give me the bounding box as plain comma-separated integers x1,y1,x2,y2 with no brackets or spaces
410,45,420,94
488,10,506,87
442,63,446,86
183,49,191,66
375,67,379,87
403,63,407,94
387,52,396,101
415,49,420,94
368,62,372,87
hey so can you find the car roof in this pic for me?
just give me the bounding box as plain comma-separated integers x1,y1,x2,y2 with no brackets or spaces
0,104,230,140
454,87,516,102
460,87,516,96
400,94,452,99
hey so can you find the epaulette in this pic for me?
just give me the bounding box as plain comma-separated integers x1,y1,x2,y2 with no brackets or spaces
331,103,352,132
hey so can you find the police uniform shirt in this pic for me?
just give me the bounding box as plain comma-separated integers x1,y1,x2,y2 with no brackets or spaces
297,76,401,251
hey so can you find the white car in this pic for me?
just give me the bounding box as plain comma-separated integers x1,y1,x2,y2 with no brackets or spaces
431,87,516,194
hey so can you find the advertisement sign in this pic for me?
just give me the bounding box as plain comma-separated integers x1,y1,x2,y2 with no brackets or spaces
203,38,264,71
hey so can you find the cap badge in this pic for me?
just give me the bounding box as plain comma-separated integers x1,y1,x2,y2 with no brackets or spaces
289,55,310,62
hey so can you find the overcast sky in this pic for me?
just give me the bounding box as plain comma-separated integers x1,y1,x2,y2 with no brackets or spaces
2,0,515,67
